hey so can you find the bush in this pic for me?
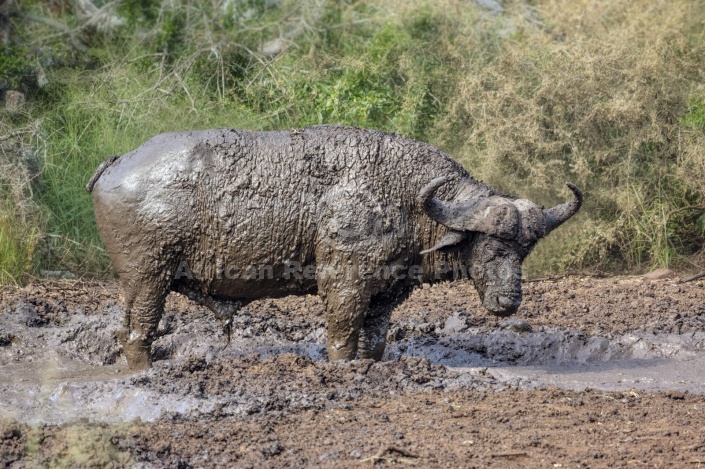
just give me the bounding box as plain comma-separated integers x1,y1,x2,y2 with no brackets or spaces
2,0,705,282
437,0,705,273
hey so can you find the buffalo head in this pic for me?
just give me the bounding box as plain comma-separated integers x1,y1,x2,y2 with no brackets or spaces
419,177,582,316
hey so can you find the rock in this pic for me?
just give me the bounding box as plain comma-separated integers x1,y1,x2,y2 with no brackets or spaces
262,38,287,58
443,311,469,334
37,46,56,68
665,390,685,400
500,318,533,333
0,418,22,440
475,0,504,13
35,65,49,88
0,333,14,346
15,302,42,328
4,90,25,111
318,450,339,461
643,268,676,280
262,441,283,456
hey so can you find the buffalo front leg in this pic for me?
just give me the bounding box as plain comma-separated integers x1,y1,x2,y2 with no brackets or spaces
174,283,243,346
358,290,410,360
358,305,393,361
317,267,371,361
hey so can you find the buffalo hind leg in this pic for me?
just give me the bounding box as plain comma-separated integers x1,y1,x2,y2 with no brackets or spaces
174,283,244,346
117,275,170,371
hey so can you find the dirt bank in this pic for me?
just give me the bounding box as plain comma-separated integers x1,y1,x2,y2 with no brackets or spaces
1,275,704,467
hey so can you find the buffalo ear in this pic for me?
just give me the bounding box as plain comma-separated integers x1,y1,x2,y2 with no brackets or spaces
421,230,468,254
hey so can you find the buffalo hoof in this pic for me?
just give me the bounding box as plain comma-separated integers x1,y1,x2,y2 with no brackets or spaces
327,343,357,362
358,343,385,361
117,329,152,371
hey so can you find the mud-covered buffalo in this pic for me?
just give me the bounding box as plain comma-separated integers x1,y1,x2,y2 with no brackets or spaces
86,126,581,370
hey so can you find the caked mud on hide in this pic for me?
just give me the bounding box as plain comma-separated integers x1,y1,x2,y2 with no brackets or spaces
87,125,581,370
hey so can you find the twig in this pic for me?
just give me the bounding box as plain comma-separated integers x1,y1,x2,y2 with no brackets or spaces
523,276,559,283
522,271,606,283
361,446,419,465
679,271,705,284
16,12,88,51
491,451,528,458
17,12,72,33
76,116,96,144
174,71,197,114
46,233,105,252
665,205,705,226
325,18,373,30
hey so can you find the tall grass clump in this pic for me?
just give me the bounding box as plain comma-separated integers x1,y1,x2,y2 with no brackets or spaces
0,119,43,284
25,0,485,274
437,0,705,274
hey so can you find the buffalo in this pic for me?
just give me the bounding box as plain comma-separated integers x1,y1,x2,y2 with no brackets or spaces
87,126,581,370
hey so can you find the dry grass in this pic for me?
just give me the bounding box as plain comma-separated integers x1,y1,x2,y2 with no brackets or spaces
437,0,705,273
0,118,44,284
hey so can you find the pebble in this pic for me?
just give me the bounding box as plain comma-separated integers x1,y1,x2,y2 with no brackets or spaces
4,90,25,111
643,268,676,280
665,390,686,400
500,318,533,333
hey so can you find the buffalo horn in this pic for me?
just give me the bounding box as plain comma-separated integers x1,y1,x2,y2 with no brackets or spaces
542,183,583,233
417,176,454,225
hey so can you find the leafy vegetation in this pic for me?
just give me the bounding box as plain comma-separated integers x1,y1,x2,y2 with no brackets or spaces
1,0,704,283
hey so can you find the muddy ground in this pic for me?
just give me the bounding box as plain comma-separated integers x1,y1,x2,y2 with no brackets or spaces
1,275,705,467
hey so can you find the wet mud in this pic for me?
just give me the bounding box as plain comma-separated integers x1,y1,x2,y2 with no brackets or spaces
1,276,705,467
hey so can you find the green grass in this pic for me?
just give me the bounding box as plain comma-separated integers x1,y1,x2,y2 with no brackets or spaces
683,100,705,131
1,0,705,283
0,211,40,284
25,2,469,278
35,63,263,274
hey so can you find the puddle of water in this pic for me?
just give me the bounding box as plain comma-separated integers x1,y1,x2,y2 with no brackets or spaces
2,358,116,424
388,329,705,393
486,355,705,393
2,325,704,425
0,340,326,425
